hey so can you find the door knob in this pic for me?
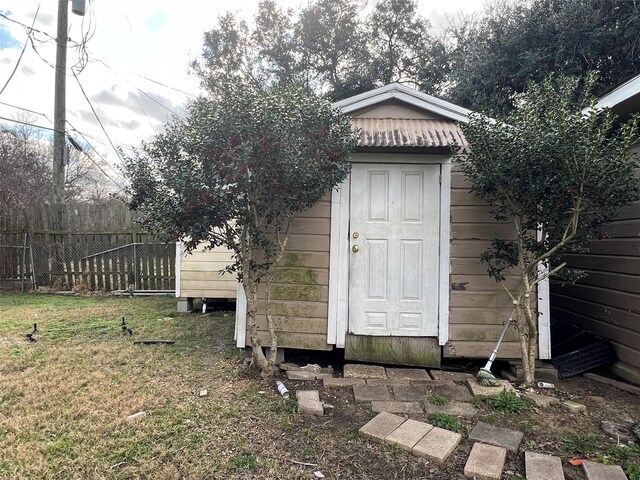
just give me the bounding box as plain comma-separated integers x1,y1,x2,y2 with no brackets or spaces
352,245,359,252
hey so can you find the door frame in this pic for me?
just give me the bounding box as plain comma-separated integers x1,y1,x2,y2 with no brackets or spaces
327,153,452,348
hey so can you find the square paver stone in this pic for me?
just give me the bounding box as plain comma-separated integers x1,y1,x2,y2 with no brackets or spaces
466,378,516,399
412,426,462,464
525,452,565,480
523,392,560,409
432,383,473,402
371,401,423,414
464,443,507,480
385,419,433,452
344,364,387,379
469,421,523,452
296,390,320,402
298,399,324,415
366,379,411,387
323,378,366,388
429,370,475,383
386,368,431,381
424,402,477,417
359,412,406,443
393,385,428,401
583,461,628,480
353,385,392,402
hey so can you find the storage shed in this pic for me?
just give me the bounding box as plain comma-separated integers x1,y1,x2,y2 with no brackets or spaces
551,74,640,383
176,83,551,366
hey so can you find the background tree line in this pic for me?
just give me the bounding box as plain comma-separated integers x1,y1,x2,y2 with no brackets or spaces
193,0,640,113
0,115,118,214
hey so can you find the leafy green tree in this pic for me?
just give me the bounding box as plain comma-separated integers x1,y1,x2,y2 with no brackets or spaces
366,0,445,91
444,0,640,113
192,0,448,99
454,75,639,387
123,80,357,375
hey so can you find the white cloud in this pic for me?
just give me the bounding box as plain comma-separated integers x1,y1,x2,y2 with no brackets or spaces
0,0,482,172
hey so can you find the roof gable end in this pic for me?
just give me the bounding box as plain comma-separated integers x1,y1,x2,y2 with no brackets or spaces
332,83,472,124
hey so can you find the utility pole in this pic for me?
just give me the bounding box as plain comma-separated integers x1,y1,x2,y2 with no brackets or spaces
52,0,85,230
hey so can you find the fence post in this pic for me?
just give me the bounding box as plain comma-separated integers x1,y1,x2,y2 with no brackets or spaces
29,232,36,290
21,232,27,292
133,234,138,291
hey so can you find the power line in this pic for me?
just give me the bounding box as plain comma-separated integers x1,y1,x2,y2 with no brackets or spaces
133,72,197,98
0,114,127,192
0,100,137,152
71,68,124,164
0,115,63,134
1,11,198,99
66,119,129,177
93,58,183,118
0,4,40,96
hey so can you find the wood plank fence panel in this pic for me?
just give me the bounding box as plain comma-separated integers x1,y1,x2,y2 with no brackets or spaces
1,204,175,292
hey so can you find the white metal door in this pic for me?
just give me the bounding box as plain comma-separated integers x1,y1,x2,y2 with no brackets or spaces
348,163,440,336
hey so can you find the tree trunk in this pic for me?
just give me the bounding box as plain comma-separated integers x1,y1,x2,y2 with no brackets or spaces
518,287,538,388
240,236,271,376
265,271,278,370
245,278,270,374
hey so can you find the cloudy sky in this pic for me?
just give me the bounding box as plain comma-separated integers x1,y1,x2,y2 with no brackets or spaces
0,0,481,184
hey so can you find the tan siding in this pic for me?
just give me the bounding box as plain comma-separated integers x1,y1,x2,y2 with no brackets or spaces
445,341,521,359
446,165,537,360
352,101,442,120
550,172,640,368
247,198,332,350
180,246,236,299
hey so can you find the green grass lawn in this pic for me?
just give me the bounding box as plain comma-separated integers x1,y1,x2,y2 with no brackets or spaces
0,293,302,479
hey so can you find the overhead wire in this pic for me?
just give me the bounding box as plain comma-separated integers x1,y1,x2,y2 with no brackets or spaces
71,68,125,165
0,4,41,96
0,113,127,193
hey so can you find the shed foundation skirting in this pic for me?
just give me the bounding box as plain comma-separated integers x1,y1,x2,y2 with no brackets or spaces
345,334,441,367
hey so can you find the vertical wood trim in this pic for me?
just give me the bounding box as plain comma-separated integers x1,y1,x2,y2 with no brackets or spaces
235,283,247,347
438,161,452,346
175,242,181,298
328,176,351,348
536,229,551,359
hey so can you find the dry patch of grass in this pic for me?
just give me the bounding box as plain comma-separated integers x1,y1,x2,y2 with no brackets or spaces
0,293,277,479
2,293,433,479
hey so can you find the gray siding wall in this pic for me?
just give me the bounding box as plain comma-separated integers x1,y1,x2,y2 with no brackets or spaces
550,145,640,368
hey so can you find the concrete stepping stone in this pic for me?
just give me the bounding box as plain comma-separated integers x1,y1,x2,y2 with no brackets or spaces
466,377,516,399
344,364,387,379
424,402,477,417
412,426,462,464
393,385,428,401
562,400,586,414
523,392,560,408
366,379,410,387
469,421,523,452
582,461,628,480
430,370,475,383
386,367,430,381
412,379,457,387
287,370,318,380
323,378,366,388
385,419,433,452
432,383,473,402
359,412,405,443
464,442,507,480
353,384,391,402
296,390,324,415
525,451,565,480
371,401,423,414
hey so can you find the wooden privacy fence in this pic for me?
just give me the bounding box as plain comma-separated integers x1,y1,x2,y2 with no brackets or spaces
0,203,175,292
